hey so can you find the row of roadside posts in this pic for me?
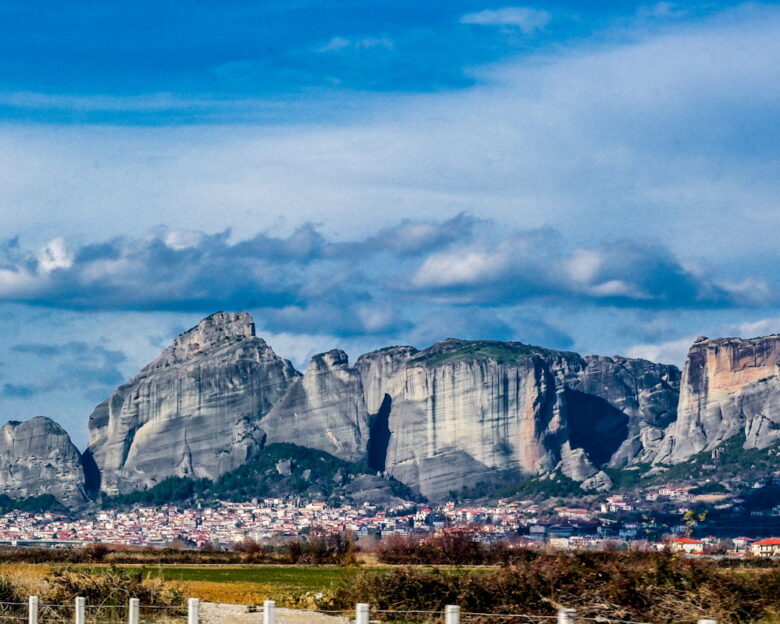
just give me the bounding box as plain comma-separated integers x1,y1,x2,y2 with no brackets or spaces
25,596,202,624
24,597,722,624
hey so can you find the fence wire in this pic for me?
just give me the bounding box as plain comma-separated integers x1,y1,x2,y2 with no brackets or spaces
0,600,656,624
0,601,188,624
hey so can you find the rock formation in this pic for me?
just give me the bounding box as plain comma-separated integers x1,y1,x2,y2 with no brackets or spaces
85,312,299,495
0,416,86,506
261,350,369,463
651,335,780,464
353,338,678,499
26,310,775,504
569,356,681,466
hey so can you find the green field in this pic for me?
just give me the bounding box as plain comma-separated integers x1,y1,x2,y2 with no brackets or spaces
133,565,347,591
81,564,357,605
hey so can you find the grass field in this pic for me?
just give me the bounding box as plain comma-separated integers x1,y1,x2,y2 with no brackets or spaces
0,563,355,606
99,564,355,606
132,565,350,604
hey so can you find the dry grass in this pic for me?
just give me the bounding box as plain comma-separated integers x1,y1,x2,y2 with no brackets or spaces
0,564,346,607
177,580,288,606
0,564,53,596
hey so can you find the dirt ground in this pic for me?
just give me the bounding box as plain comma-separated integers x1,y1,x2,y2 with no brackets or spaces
200,602,351,624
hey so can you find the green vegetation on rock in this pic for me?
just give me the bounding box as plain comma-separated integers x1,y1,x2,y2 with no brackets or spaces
0,494,65,514
495,472,582,499
104,443,416,508
410,338,581,367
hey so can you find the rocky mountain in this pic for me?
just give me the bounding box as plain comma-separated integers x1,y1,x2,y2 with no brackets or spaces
84,312,299,495
353,339,681,499
261,350,369,463
570,356,681,467
650,335,780,465
0,417,86,507
2,311,779,507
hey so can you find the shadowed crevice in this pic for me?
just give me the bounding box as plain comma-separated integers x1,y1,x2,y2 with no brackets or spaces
367,393,392,472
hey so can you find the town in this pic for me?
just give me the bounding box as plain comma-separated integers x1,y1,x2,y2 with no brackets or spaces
0,483,778,557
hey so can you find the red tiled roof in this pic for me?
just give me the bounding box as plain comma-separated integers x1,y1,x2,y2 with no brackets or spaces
753,538,780,546
673,537,703,544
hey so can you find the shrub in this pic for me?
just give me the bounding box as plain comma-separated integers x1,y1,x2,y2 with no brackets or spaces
286,529,357,565
43,567,184,620
324,552,780,624
376,530,537,565
0,575,23,603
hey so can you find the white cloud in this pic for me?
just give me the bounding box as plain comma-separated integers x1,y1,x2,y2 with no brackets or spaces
637,2,688,19
626,336,694,366
735,318,780,338
37,238,73,273
316,36,393,53
460,7,552,34
0,5,777,276
318,37,351,52
412,248,510,289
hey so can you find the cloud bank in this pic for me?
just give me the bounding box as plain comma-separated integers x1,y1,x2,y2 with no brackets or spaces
0,216,772,341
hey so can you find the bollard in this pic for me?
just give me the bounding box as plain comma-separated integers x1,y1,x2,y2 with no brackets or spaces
128,598,139,624
188,598,200,624
263,600,276,624
75,597,85,624
28,596,38,624
355,603,370,624
557,608,576,624
445,605,460,624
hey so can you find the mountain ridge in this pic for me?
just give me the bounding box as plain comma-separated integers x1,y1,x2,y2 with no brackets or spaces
1,311,778,507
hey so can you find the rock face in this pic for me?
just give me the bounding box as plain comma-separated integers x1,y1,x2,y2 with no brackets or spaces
356,340,576,499
85,312,299,495
354,339,679,499
651,335,780,464
261,350,369,463
0,416,86,506
77,309,777,502
569,356,681,466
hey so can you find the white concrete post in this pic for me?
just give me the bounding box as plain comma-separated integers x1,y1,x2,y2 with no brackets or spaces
356,603,370,624
75,597,85,624
557,608,576,624
28,596,38,624
445,605,460,624
263,600,276,624
187,598,200,624
128,598,139,624
698,620,717,624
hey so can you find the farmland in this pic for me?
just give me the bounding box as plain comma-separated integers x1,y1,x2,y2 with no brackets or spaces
0,563,356,606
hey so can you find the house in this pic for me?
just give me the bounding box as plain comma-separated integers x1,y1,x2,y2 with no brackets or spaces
751,538,780,557
732,537,754,552
670,537,704,554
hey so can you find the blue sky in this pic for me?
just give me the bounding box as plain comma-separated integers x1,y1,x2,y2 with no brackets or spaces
0,0,779,446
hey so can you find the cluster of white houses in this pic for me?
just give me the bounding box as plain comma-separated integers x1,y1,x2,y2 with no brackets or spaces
0,493,775,555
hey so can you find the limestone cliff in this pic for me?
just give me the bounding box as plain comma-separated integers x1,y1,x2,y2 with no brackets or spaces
355,340,585,499
652,335,780,464
0,416,86,506
569,356,681,466
80,310,779,501
85,312,299,495
261,350,369,463
351,339,683,498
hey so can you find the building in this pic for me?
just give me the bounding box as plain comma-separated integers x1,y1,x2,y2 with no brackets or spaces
670,537,704,554
751,538,780,557
731,537,754,552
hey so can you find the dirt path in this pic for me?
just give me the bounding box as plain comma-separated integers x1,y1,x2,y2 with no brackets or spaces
200,602,351,624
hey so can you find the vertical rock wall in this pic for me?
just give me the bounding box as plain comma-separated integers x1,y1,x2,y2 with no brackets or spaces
261,349,369,463
85,312,299,495
0,416,86,506
652,335,780,463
